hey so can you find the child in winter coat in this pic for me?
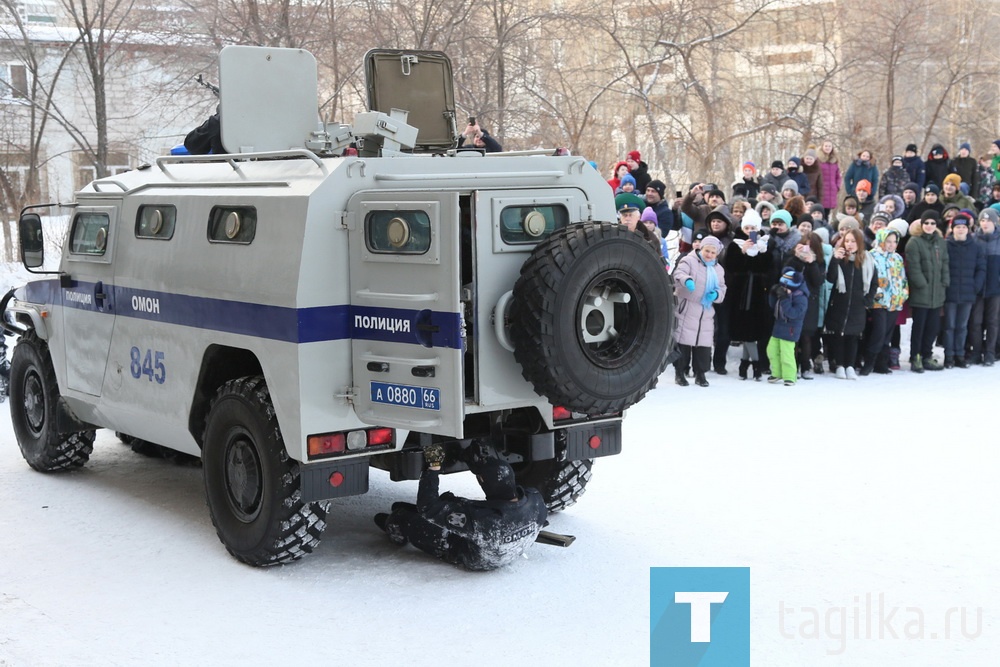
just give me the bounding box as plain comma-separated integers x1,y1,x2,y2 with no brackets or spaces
767,268,809,385
943,213,986,367
864,228,909,374
784,232,827,378
673,236,727,387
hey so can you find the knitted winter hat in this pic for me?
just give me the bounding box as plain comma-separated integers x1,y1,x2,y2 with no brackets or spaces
905,143,919,153
925,184,940,195
921,210,941,223
787,156,800,167
994,140,1000,152
782,179,799,194
742,161,756,174
627,150,641,162
640,207,658,224
760,183,778,195
952,212,972,227
814,227,830,244
771,209,793,226
979,208,999,226
771,160,784,169
887,219,909,238
903,182,920,195
871,211,891,227
647,179,666,197
960,142,972,153
779,268,804,288
960,183,970,195
804,148,818,160
620,174,637,188
943,173,962,189
741,208,763,231
892,155,903,164
810,203,825,215
700,236,723,252
856,179,872,194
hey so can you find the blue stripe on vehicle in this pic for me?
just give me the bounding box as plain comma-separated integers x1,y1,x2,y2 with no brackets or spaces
20,279,462,348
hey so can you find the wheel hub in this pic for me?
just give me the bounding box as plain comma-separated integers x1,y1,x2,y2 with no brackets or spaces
224,435,263,523
577,271,645,368
23,371,45,435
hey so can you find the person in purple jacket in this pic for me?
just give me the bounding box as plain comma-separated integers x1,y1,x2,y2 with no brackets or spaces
818,139,842,219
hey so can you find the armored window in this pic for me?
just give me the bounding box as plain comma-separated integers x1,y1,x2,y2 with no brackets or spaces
69,212,110,255
499,204,569,244
208,206,257,244
366,210,432,254
136,205,176,240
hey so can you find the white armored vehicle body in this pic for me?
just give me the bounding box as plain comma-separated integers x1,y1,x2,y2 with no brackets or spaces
5,47,673,565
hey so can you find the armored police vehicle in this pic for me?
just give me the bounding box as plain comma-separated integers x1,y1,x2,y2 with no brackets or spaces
4,46,673,565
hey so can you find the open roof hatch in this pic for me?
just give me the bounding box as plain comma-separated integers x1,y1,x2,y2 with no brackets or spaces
364,49,458,153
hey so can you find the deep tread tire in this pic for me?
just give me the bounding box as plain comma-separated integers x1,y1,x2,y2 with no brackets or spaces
510,222,673,414
515,459,593,513
9,336,95,472
202,376,328,566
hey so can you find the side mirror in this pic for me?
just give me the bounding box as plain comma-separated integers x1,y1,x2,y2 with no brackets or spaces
19,213,44,268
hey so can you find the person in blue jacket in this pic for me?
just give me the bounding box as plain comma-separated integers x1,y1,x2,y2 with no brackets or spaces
943,212,986,367
844,149,880,198
969,208,1000,365
766,268,809,386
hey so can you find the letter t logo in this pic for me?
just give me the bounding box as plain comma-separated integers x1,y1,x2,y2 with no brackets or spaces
674,591,729,642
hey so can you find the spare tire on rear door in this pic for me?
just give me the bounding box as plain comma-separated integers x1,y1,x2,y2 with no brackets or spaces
509,222,674,414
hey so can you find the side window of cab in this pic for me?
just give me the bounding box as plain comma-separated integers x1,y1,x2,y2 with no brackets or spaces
69,212,110,256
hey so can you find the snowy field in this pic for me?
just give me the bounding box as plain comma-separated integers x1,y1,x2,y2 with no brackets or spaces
1,330,997,666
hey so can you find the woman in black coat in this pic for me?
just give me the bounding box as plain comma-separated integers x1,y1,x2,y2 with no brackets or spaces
724,212,774,380
824,228,878,379
784,231,827,378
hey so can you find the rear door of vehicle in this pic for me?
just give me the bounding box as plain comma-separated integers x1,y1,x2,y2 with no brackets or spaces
61,206,118,395
347,191,464,438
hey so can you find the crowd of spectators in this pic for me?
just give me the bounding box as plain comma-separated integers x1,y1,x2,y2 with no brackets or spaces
607,140,1000,386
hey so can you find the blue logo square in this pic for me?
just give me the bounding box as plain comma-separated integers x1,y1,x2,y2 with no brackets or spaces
650,567,750,666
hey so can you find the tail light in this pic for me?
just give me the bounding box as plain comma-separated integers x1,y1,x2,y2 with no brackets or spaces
308,428,395,459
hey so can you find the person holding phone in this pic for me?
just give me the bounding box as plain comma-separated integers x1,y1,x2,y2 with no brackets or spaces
458,117,502,152
824,228,877,379
724,208,772,380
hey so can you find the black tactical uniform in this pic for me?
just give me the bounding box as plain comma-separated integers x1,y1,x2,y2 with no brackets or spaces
377,454,547,571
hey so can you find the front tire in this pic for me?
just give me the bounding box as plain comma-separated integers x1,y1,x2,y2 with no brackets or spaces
202,376,328,566
9,336,94,472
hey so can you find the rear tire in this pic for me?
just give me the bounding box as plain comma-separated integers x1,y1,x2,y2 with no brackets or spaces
514,458,593,513
202,376,328,566
9,336,94,472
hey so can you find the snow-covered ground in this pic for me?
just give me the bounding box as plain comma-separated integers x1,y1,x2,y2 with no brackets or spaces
1,330,997,666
